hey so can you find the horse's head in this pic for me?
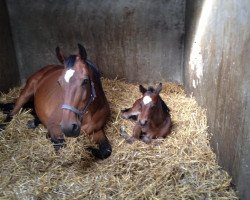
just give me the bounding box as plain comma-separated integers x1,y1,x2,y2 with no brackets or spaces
57,44,95,137
138,83,162,127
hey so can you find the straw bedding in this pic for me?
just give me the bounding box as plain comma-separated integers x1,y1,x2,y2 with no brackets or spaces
0,78,238,199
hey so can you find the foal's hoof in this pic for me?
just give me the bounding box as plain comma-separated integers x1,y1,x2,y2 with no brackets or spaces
140,135,152,144
126,137,136,144
120,126,135,144
120,126,129,138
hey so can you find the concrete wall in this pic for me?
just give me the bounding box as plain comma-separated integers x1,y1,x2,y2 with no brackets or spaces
6,0,185,84
184,0,250,199
0,0,19,92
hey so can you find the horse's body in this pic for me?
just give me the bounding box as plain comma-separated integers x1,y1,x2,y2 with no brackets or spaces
3,44,112,159
120,84,171,144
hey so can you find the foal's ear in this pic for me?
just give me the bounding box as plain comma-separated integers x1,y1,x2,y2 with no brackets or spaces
78,43,87,61
56,46,65,64
139,85,147,94
155,83,162,94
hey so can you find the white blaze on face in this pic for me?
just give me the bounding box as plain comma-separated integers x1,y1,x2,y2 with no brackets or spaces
64,69,75,83
143,95,152,105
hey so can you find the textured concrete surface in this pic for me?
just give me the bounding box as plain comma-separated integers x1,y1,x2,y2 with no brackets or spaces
0,0,19,92
184,0,250,199
6,0,185,83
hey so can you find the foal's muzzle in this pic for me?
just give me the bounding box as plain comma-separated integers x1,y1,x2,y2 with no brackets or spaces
61,123,80,137
139,119,148,127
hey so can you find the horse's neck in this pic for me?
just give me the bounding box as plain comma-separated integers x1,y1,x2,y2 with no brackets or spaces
150,101,169,127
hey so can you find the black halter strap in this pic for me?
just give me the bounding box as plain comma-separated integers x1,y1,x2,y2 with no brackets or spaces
61,81,96,120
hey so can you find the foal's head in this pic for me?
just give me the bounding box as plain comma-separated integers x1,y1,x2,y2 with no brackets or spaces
138,83,163,127
57,44,93,137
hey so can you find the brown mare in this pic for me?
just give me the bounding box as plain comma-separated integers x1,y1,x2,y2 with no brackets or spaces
120,83,172,144
0,44,112,159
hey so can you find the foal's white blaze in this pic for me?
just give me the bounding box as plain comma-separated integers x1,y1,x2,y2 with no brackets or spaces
64,69,75,83
143,96,152,105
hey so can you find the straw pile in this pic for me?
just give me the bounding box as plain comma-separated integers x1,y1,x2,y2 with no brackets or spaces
0,79,238,199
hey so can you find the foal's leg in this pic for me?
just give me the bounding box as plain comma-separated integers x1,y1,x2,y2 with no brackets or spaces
120,123,142,144
87,129,112,159
121,99,141,121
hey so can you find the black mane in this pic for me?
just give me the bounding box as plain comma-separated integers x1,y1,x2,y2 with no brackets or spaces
65,55,77,68
159,97,170,114
146,86,170,114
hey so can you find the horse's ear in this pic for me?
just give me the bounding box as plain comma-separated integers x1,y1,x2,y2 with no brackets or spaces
139,85,147,94
78,43,87,61
155,83,162,94
56,46,65,64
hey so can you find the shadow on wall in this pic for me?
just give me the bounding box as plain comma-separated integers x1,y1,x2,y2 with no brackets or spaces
0,0,20,92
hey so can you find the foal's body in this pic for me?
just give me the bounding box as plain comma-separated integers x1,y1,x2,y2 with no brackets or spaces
121,84,172,144
3,44,111,159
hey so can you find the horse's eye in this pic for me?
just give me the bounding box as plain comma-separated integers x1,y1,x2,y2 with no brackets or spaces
82,79,89,86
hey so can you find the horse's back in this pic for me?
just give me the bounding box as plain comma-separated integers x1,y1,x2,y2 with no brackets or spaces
26,65,62,84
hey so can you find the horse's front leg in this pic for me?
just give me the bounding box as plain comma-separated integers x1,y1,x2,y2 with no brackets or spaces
47,114,65,151
87,129,112,159
121,99,141,121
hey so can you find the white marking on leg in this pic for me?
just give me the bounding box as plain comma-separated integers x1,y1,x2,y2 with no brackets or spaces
64,69,75,83
143,96,152,105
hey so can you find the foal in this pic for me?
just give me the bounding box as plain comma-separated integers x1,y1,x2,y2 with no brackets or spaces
120,83,172,144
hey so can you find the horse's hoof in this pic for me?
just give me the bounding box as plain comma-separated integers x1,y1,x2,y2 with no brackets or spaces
86,146,112,159
27,120,37,129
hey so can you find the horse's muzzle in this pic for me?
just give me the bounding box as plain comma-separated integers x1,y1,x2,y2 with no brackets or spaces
61,123,80,137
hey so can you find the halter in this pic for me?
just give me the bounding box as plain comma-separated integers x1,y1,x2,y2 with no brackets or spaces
61,80,96,120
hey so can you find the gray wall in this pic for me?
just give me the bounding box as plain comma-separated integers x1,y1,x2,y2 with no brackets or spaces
0,0,19,92
6,0,185,83
184,0,250,199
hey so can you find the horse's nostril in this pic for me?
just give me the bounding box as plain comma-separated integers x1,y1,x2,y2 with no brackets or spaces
72,123,79,131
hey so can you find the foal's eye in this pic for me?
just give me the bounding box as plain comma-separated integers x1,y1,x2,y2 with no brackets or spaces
151,105,156,109
82,79,89,86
